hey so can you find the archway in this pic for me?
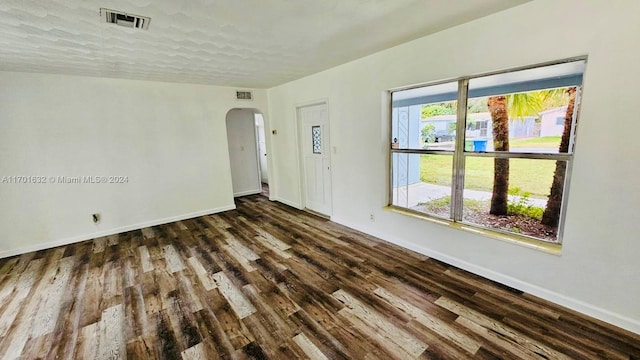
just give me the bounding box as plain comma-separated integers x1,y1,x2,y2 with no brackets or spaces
225,108,269,197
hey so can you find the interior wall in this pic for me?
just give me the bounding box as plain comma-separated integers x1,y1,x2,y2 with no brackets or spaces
0,71,268,258
267,0,640,333
226,109,262,196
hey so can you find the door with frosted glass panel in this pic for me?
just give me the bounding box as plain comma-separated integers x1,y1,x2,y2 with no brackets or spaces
299,103,332,216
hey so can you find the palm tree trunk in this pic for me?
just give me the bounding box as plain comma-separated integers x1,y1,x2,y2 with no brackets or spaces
488,96,509,215
541,87,577,227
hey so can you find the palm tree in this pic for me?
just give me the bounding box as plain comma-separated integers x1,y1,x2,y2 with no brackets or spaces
487,96,510,215
541,87,577,227
486,90,561,215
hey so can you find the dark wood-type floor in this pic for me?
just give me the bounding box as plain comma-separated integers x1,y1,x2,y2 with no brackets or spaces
0,195,638,359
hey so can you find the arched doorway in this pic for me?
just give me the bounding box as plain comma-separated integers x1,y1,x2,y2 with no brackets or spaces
225,108,269,197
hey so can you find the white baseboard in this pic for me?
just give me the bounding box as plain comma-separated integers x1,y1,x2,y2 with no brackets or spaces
272,196,304,210
331,217,640,335
0,204,236,259
233,189,262,197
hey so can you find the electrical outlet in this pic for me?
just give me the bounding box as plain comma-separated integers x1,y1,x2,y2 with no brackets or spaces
370,213,375,221
92,213,100,224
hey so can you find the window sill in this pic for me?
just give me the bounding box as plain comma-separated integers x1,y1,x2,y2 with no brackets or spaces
384,206,562,256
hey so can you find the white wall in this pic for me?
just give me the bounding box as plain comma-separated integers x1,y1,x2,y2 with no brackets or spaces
0,72,268,257
267,0,640,333
226,109,261,196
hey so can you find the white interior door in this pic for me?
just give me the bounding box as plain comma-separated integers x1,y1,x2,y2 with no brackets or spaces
255,114,269,184
299,103,332,216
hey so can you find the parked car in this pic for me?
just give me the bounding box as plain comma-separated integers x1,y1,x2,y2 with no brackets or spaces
434,130,455,142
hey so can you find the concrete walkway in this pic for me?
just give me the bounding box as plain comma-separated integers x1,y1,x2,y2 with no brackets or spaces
393,182,547,209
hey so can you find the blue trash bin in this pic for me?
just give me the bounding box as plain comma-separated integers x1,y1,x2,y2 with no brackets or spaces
473,139,488,152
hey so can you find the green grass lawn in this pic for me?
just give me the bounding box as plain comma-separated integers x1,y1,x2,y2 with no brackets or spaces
420,154,556,198
510,136,561,148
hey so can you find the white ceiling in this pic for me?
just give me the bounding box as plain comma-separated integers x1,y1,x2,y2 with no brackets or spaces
0,0,530,88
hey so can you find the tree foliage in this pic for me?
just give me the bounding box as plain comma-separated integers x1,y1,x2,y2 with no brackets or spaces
506,89,567,119
467,89,568,118
421,103,455,118
467,98,488,113
421,124,436,143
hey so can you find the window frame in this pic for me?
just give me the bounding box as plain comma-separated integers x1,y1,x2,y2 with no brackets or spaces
388,57,586,245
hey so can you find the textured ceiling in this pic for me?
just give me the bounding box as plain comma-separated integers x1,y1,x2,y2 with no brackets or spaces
0,0,530,88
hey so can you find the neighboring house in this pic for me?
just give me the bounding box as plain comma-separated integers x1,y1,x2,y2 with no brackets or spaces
419,115,456,135
539,106,568,137
391,104,421,187
420,112,538,140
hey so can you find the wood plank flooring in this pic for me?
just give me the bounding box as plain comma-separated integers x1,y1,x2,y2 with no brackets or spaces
0,194,638,359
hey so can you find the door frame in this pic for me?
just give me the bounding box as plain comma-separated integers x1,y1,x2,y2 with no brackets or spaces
295,100,333,217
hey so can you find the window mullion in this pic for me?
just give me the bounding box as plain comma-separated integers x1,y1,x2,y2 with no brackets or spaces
568,86,582,154
451,79,469,221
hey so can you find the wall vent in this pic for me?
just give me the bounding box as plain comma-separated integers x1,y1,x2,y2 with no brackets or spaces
101,8,150,30
236,91,253,101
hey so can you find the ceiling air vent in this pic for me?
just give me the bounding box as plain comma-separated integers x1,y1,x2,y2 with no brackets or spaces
101,8,150,30
236,91,253,101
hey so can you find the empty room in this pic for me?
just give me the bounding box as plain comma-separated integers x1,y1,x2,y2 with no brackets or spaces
1,0,639,359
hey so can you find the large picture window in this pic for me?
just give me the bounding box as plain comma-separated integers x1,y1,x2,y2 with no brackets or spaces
390,59,586,244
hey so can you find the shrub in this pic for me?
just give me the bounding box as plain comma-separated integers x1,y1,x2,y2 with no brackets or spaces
421,124,436,143
507,188,544,220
